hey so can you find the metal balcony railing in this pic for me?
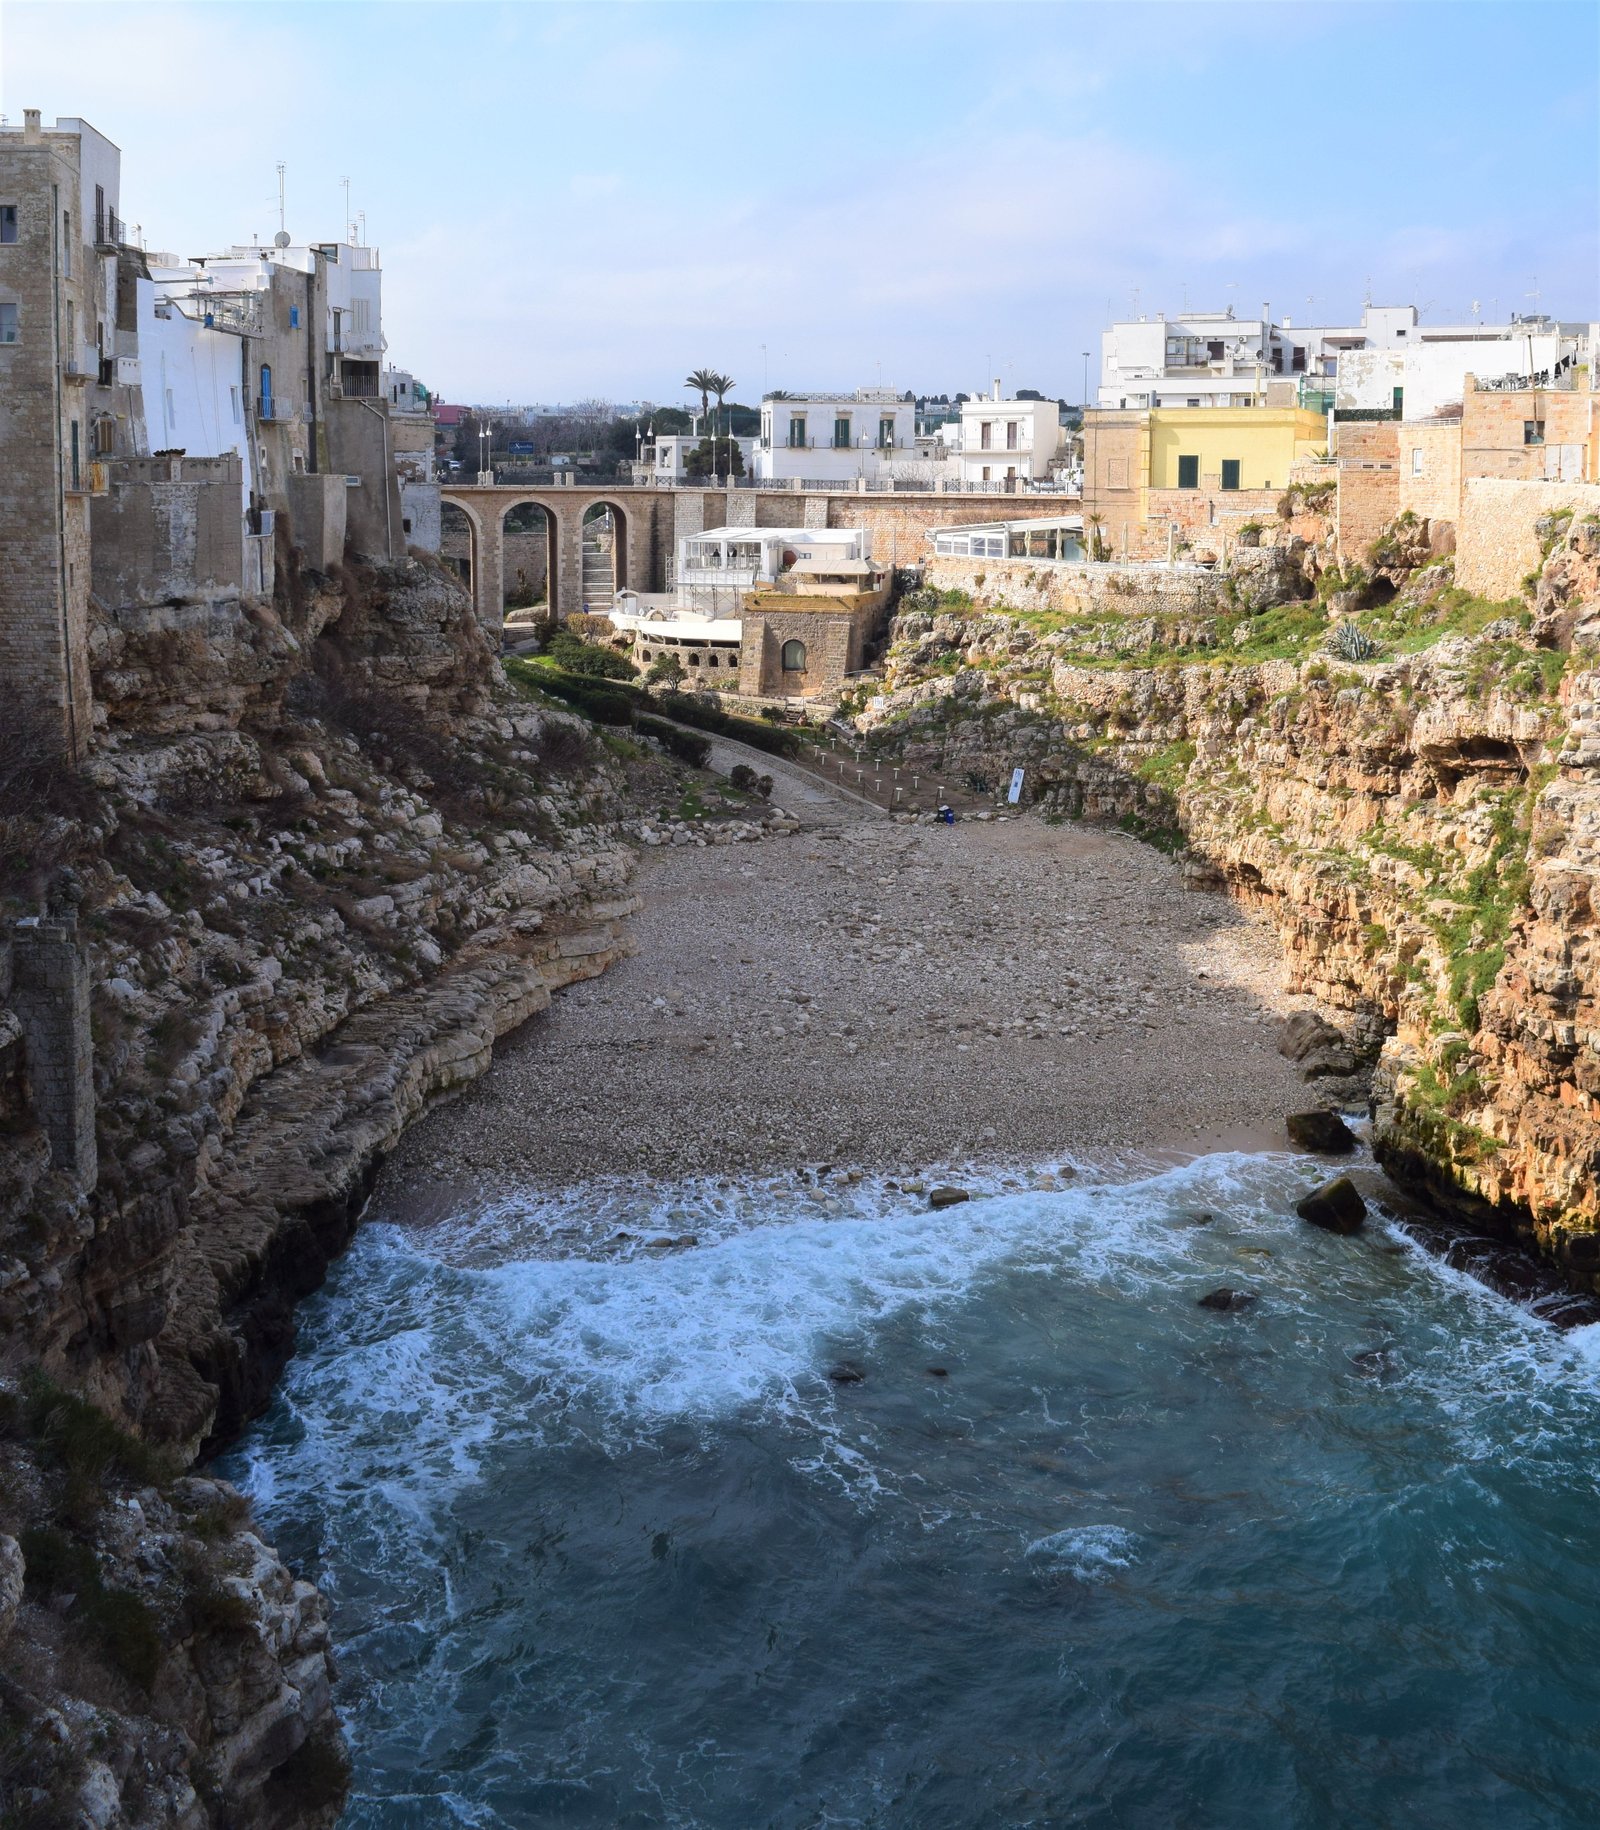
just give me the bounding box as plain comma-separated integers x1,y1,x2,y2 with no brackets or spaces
258,395,283,421
94,208,124,251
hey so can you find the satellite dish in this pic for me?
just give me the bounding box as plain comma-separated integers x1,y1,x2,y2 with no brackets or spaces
273,230,291,249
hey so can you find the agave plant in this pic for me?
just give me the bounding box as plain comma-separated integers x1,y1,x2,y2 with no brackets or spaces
1327,619,1381,662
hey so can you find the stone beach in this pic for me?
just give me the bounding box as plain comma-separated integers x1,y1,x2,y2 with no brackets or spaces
382,746,1318,1198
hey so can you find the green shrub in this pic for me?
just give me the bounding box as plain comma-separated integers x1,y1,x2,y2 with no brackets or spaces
635,715,712,767
546,631,637,680
19,1524,163,1692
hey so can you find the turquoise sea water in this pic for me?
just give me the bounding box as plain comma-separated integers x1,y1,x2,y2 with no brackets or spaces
223,1153,1600,1827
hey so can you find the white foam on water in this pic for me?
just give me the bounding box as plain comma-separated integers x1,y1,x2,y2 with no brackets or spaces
1024,1523,1140,1579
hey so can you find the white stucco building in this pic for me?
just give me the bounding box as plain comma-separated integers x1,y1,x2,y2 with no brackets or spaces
648,425,757,482
1099,302,1594,419
755,388,917,482
956,385,1063,484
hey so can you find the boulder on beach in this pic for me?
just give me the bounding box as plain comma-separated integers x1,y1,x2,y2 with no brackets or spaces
1197,1287,1257,1313
1285,1110,1358,1154
928,1186,971,1210
1278,1011,1359,1081
1296,1175,1367,1234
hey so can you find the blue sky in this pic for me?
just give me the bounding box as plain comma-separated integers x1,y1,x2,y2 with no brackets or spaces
4,1,1595,408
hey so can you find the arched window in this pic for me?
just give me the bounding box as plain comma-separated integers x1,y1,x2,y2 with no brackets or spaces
781,639,807,672
259,363,273,418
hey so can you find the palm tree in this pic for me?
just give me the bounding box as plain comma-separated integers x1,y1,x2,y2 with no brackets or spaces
684,368,719,436
709,371,735,438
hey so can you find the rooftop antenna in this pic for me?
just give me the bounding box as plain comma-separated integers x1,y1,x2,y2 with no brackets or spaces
342,175,352,241
1471,298,1481,323
1526,274,1542,315
276,162,286,239
357,209,366,246
1363,275,1372,307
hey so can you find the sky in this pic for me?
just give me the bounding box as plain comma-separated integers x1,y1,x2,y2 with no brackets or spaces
3,0,1596,409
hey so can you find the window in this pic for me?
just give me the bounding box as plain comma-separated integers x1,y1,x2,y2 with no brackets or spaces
65,300,74,356
1006,421,1018,449
879,416,894,449
230,385,240,423
1411,447,1424,475
1291,346,1306,372
94,415,114,454
69,419,80,491
781,639,807,671
289,305,300,329
0,206,15,244
980,420,992,449
260,363,273,417
1206,339,1224,360
981,465,991,481
1187,397,1200,408
1392,387,1404,413
62,212,70,277
164,387,175,431
1220,459,1241,491
353,299,371,337
1524,421,1545,446
788,414,806,448
833,414,851,449
1395,329,1407,339
1177,454,1199,489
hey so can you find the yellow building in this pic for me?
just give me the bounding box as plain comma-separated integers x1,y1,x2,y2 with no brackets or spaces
1083,403,1329,558
1146,405,1328,495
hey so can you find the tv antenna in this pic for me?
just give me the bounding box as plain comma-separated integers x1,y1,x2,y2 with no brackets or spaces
275,162,287,241
342,176,352,241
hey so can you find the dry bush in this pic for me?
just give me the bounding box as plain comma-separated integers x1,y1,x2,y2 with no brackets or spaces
0,709,101,906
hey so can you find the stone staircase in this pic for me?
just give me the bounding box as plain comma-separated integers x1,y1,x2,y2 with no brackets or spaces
582,512,615,611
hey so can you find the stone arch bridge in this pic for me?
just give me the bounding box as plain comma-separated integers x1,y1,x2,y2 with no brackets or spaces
438,481,1078,630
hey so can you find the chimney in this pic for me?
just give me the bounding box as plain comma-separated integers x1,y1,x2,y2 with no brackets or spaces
993,378,1002,401
23,108,41,144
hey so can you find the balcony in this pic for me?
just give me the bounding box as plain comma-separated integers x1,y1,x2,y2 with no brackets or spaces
98,356,115,386
258,394,284,421
94,208,124,252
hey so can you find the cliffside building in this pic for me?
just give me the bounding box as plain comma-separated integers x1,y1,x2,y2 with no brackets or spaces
0,109,125,759
754,389,916,484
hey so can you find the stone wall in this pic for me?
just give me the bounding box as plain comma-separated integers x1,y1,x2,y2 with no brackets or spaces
1397,420,1464,525
1334,420,1401,561
1461,381,1597,484
10,913,95,1187
90,455,244,607
1142,485,1283,560
923,553,1226,617
285,473,348,573
0,134,95,760
324,396,405,563
1456,477,1600,599
739,605,857,696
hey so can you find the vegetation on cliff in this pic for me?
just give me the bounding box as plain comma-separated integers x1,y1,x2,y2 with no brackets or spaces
853,514,1600,1284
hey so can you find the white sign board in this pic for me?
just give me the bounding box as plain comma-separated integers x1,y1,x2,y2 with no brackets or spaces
1007,767,1025,805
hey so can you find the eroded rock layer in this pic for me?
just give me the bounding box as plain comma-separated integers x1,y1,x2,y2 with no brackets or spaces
858,514,1600,1277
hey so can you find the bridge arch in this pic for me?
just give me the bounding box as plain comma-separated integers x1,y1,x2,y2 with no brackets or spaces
439,496,488,624
499,499,559,622
579,498,631,608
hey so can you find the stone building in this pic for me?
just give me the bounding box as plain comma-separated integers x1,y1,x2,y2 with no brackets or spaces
0,110,123,760
610,525,892,697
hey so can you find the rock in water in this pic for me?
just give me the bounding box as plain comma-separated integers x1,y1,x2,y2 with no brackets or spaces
1296,1176,1367,1234
928,1186,971,1209
828,1363,865,1384
1285,1110,1357,1154
1197,1287,1257,1313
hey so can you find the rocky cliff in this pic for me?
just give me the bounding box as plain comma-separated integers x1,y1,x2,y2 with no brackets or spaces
1,548,643,1825
858,510,1600,1281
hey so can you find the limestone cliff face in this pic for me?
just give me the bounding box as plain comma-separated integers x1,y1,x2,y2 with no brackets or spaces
1,552,642,1825
865,518,1600,1279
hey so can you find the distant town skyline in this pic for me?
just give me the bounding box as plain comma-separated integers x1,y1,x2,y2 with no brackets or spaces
3,0,1595,405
